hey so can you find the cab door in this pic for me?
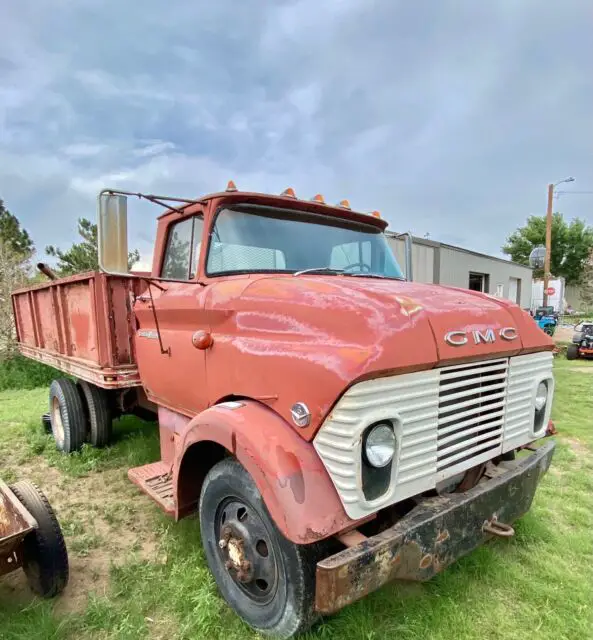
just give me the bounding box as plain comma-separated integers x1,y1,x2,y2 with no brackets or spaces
134,214,210,415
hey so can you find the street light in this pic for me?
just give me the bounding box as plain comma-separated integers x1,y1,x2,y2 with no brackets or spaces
543,177,575,307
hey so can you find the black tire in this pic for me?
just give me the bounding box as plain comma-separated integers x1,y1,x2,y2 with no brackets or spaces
199,458,320,638
9,481,69,598
49,378,86,453
566,344,579,360
77,381,112,447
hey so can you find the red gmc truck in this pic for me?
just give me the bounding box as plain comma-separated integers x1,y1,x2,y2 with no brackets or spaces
11,184,556,637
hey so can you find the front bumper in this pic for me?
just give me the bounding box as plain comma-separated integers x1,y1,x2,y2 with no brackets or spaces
315,440,555,614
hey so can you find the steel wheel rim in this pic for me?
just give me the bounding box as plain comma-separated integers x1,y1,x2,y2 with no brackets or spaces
51,396,65,446
215,497,280,605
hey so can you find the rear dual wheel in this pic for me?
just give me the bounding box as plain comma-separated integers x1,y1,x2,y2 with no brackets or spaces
199,458,320,638
48,378,112,453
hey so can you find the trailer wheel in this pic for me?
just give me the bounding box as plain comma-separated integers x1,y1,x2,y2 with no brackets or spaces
199,458,319,638
9,481,69,598
49,378,86,453
77,381,112,447
566,344,579,360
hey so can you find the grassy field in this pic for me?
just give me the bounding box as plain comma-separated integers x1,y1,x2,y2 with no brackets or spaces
0,358,591,640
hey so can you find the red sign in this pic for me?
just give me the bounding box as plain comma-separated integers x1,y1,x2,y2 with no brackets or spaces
546,287,555,296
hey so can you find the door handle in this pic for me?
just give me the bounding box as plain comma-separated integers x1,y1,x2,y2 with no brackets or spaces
136,294,151,302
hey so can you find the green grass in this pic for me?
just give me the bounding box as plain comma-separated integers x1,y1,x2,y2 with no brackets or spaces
0,357,591,639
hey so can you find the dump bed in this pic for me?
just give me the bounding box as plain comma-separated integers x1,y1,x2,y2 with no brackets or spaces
12,272,142,389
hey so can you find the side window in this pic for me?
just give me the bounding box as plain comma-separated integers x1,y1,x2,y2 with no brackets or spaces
161,216,203,280
330,241,371,269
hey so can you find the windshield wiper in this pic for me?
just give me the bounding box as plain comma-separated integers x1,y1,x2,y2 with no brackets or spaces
293,267,345,277
345,273,405,280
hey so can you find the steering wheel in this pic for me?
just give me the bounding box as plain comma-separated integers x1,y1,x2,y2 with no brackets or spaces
343,262,372,273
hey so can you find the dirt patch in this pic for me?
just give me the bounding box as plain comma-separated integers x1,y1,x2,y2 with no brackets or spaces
0,455,161,614
564,437,589,457
567,366,593,373
554,326,575,343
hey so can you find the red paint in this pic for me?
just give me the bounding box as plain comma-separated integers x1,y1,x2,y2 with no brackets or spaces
11,190,554,542
173,401,356,543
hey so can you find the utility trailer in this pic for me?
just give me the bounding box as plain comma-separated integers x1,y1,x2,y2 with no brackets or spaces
11,184,557,637
0,479,69,598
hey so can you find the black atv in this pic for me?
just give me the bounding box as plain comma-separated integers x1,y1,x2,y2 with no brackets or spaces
567,322,593,360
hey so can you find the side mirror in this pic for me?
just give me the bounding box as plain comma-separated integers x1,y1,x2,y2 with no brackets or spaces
97,191,129,274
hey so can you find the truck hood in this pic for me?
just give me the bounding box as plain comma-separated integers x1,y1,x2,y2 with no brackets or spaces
205,274,552,439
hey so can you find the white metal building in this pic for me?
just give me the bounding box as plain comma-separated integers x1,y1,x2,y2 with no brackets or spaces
387,234,533,309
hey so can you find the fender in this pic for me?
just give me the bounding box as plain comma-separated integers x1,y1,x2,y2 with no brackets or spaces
173,400,358,544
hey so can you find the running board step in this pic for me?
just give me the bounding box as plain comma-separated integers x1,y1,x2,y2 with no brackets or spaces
128,461,175,515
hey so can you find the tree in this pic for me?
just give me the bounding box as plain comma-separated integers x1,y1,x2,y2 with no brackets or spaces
46,218,140,276
0,199,33,356
502,213,593,285
0,241,30,355
0,199,33,258
580,248,593,308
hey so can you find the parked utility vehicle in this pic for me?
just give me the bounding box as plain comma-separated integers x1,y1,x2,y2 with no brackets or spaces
12,184,556,637
567,322,593,360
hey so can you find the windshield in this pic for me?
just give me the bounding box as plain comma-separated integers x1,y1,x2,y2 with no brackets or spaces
206,206,403,278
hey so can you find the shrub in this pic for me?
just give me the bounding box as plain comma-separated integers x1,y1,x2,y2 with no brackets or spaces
0,354,58,391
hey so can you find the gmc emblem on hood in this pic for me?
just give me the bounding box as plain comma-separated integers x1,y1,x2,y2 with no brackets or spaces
445,327,518,346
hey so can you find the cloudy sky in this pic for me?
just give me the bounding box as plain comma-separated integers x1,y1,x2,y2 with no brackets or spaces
1,0,591,267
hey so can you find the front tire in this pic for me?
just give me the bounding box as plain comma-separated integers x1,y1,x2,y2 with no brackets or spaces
199,458,318,638
9,481,69,598
566,344,579,360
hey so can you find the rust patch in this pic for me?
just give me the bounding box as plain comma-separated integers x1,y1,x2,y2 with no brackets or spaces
435,529,450,544
419,553,433,569
275,447,306,505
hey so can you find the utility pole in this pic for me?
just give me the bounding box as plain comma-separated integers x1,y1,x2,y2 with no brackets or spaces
542,177,575,308
543,183,554,307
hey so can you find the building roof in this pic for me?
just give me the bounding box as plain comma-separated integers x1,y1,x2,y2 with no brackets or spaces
385,232,533,270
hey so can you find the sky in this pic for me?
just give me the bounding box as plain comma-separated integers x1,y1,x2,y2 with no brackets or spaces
1,0,592,268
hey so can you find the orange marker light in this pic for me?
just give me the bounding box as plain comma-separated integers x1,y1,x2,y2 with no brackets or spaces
226,180,237,192
311,194,325,203
338,199,351,209
281,187,297,198
371,210,381,218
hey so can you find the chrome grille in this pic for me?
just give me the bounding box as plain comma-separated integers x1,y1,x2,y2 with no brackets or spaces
436,359,507,479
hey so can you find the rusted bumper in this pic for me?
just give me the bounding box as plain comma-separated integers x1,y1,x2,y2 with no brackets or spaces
315,440,555,614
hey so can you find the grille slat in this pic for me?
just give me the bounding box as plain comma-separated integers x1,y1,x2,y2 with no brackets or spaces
439,417,504,446
438,408,505,436
436,359,507,477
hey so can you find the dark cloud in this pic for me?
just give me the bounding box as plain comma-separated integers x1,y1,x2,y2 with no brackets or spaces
1,0,591,264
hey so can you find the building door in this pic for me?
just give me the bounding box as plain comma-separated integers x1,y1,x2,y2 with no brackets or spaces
508,278,521,302
468,272,489,292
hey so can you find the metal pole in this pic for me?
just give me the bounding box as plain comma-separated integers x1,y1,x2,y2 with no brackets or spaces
543,183,554,307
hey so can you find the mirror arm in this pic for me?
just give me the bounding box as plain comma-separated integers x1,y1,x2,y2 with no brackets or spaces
392,231,414,282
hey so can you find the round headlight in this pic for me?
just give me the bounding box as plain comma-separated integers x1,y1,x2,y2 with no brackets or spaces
535,381,548,411
364,423,396,468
